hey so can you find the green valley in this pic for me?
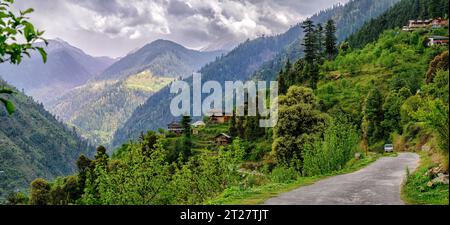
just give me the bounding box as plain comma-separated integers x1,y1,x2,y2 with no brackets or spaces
48,71,173,147
1,0,448,207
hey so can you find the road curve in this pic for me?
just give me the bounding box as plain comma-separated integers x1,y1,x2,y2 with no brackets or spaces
265,152,419,205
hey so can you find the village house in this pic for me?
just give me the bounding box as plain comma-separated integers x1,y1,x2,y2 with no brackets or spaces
215,133,232,146
191,120,206,127
167,121,183,135
432,18,449,28
402,18,449,31
191,120,206,135
208,109,231,124
427,35,449,46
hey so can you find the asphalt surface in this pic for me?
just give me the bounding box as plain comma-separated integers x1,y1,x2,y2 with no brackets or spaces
265,152,420,205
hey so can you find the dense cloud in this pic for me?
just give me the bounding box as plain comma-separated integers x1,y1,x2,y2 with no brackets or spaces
13,0,347,57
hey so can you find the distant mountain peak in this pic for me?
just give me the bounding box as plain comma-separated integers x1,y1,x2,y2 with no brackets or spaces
94,39,225,81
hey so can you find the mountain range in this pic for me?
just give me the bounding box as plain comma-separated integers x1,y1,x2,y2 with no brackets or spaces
94,39,226,81
0,39,116,104
47,39,225,147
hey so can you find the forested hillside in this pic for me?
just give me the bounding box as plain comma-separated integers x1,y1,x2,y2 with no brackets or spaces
252,0,401,81
113,0,400,147
0,80,93,200
47,72,172,147
347,0,450,49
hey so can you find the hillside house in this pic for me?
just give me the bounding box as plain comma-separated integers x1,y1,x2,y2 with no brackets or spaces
410,19,432,28
403,18,449,31
427,36,449,46
191,121,206,135
208,109,231,124
215,133,232,146
432,18,449,28
167,121,183,135
191,121,206,127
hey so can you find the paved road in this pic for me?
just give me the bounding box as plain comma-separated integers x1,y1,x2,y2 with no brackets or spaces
265,152,419,205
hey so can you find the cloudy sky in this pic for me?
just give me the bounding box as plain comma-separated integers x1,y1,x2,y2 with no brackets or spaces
14,0,348,58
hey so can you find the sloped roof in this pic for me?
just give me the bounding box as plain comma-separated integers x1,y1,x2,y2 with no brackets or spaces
191,121,206,126
215,133,231,139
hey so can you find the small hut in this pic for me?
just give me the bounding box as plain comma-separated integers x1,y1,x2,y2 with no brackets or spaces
215,133,232,146
167,121,183,135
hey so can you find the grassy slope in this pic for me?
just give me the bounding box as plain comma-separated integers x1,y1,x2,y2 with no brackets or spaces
402,150,449,205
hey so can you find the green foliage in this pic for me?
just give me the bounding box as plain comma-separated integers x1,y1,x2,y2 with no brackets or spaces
82,142,170,205
381,91,408,135
273,86,329,171
5,191,28,205
29,178,50,205
362,85,384,144
302,117,360,176
0,0,47,64
402,152,449,205
426,51,448,84
325,19,338,60
168,139,245,204
270,166,299,183
0,0,47,114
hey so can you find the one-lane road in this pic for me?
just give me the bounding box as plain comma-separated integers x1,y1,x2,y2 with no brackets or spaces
265,153,419,205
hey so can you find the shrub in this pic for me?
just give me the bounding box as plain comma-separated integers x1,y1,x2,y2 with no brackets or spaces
30,178,51,205
270,166,299,183
302,117,359,176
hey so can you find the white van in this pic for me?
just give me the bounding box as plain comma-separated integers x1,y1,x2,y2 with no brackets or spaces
384,144,394,152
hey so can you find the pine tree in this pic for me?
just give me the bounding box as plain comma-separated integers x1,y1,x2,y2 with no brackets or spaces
362,85,384,145
301,19,317,65
419,0,429,19
278,69,287,95
180,115,192,161
316,23,325,59
325,19,338,60
301,19,320,90
284,59,293,86
94,146,109,168
180,115,192,137
229,112,238,137
428,0,441,18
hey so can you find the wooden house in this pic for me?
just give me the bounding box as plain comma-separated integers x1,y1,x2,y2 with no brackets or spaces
432,18,449,28
167,121,183,135
215,133,232,146
403,18,448,31
409,19,432,28
208,109,231,124
191,121,205,135
191,121,206,127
